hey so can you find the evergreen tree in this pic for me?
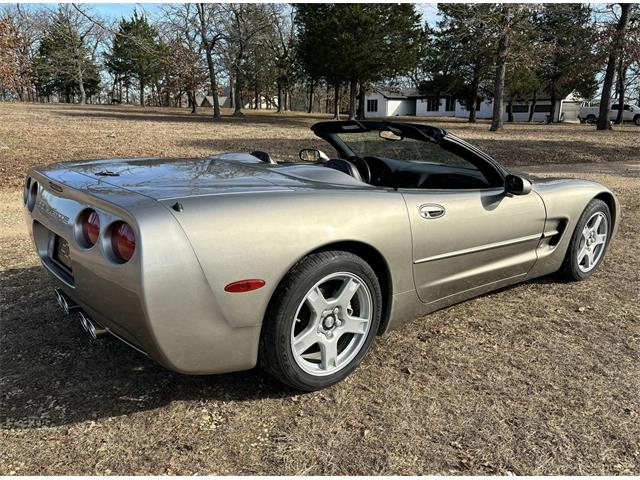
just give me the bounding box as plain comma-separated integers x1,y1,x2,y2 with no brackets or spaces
295,4,425,119
32,8,99,103
424,4,496,123
106,11,162,106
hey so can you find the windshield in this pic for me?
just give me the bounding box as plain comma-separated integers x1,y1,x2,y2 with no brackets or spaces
336,131,473,168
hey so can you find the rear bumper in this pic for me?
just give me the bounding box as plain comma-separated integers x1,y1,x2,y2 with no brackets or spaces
24,169,262,374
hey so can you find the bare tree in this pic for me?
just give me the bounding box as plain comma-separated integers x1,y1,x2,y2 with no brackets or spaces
265,4,294,113
196,3,223,118
614,5,640,124
598,3,631,130
222,4,272,116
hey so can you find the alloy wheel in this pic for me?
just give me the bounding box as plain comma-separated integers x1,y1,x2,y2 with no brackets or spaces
577,211,608,273
290,272,373,376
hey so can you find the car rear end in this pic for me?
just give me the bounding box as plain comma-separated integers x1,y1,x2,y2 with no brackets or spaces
23,165,262,374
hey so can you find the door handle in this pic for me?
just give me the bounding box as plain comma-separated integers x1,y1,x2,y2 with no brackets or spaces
419,204,446,219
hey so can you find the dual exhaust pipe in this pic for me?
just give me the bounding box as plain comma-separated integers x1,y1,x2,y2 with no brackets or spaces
55,289,107,339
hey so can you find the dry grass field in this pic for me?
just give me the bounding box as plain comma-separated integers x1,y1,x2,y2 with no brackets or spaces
0,103,638,474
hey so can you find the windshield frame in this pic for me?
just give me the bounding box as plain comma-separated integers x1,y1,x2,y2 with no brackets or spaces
312,120,508,187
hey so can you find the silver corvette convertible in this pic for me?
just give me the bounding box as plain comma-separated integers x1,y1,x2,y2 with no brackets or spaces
24,120,619,390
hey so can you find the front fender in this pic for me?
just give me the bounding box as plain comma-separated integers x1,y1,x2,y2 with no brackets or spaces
526,178,620,279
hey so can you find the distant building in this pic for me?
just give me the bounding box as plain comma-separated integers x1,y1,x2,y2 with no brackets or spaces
364,87,581,122
195,88,277,110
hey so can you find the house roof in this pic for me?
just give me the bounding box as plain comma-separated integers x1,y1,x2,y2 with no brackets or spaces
374,88,426,99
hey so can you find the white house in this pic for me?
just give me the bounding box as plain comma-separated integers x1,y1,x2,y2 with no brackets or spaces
364,88,418,117
364,88,581,122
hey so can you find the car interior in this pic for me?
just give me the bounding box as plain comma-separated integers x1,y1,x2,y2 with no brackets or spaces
248,121,506,190
311,123,504,190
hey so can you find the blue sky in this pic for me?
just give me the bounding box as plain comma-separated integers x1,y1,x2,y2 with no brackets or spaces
17,2,441,25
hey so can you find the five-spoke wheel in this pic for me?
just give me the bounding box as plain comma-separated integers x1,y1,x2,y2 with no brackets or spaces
561,199,611,280
291,272,373,376
259,251,382,391
576,212,608,273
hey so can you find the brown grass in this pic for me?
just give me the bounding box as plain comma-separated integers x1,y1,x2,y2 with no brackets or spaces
0,103,638,475
0,102,638,188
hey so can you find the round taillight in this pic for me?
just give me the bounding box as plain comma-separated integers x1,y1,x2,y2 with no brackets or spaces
81,209,100,246
111,222,135,263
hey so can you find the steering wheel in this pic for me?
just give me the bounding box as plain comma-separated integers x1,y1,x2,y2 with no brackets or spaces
347,156,371,184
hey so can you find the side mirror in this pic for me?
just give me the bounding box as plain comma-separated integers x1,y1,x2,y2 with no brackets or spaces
299,148,329,162
505,174,532,196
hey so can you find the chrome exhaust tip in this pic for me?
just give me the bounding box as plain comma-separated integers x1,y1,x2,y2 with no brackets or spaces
78,312,107,339
54,288,79,315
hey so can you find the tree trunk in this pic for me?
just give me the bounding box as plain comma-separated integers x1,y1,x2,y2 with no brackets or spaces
357,83,365,120
615,54,625,124
333,83,340,120
489,18,509,132
229,79,234,109
307,79,314,114
197,5,221,119
76,72,86,104
139,80,145,107
528,91,537,122
507,100,514,122
348,78,357,120
191,91,197,114
548,88,557,124
325,83,330,113
233,66,243,116
277,81,282,113
204,49,220,118
598,3,631,130
468,70,480,123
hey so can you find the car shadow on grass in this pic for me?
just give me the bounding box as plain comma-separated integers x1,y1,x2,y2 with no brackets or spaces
0,266,295,430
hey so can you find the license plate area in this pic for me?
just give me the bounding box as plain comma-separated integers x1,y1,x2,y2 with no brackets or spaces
52,235,72,273
43,230,75,286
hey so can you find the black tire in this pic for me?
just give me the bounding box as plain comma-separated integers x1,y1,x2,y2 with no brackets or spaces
559,199,611,281
634,115,640,126
586,114,596,124
259,250,382,391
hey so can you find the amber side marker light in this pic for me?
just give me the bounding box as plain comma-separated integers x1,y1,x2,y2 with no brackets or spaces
224,279,266,293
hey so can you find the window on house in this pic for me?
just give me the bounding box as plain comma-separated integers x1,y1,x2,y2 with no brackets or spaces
507,105,529,113
534,104,552,112
426,97,439,112
611,104,619,110
445,96,456,111
366,99,378,112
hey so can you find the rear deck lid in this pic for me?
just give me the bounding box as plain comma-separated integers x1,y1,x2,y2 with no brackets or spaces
58,155,292,200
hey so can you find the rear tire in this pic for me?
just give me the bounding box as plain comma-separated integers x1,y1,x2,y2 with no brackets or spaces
634,114,640,126
585,114,596,124
560,199,611,281
259,251,382,391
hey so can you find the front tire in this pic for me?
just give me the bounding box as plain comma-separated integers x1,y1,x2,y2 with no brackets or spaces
560,199,611,281
634,114,640,126
259,251,382,391
585,114,596,124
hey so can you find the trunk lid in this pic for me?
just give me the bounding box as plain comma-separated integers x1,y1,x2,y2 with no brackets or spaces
55,154,293,200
